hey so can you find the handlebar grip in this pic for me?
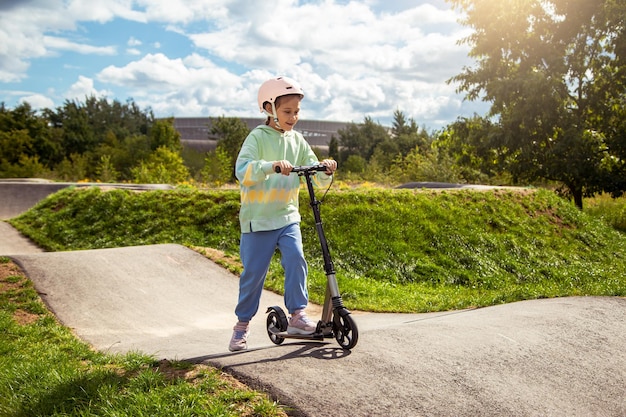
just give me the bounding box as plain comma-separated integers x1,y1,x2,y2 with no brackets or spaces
274,164,327,174
293,164,327,173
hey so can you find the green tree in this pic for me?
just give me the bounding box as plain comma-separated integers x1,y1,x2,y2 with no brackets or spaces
390,110,431,155
0,129,32,170
390,146,462,184
602,104,626,196
182,147,208,181
338,117,389,164
328,135,339,161
370,138,400,171
437,115,508,184
448,0,626,208
210,116,250,180
0,154,50,178
43,96,154,179
342,154,367,174
95,155,120,183
94,132,155,182
149,118,182,152
200,147,232,186
0,102,61,168
55,153,90,181
131,146,190,184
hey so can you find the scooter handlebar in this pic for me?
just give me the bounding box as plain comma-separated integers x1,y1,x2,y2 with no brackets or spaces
274,164,327,174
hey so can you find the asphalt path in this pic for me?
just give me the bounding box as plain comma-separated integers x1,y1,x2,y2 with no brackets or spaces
1,183,625,416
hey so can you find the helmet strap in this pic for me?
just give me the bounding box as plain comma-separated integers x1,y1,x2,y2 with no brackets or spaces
264,102,284,132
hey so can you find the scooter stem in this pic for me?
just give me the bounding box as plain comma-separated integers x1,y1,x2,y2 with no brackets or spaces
300,170,345,323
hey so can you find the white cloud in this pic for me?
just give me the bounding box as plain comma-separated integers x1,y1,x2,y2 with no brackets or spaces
0,0,483,129
0,88,55,110
0,5,55,81
126,37,142,55
64,75,113,101
127,37,142,47
66,1,146,24
0,56,31,83
137,0,229,23
96,52,254,117
44,36,117,55
99,53,220,88
179,0,472,125
19,93,55,110
0,0,116,82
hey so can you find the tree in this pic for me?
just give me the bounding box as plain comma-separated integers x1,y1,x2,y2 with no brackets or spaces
448,0,626,208
200,147,232,186
389,146,462,184
390,110,431,155
437,115,508,184
209,116,250,180
338,116,389,164
370,138,400,171
131,146,190,184
328,135,339,161
95,155,120,182
43,96,154,179
55,153,90,181
0,129,32,171
149,118,182,152
0,102,61,168
342,154,367,174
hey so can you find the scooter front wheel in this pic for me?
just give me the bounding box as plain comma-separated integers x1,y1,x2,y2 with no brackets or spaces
266,308,288,345
333,310,358,350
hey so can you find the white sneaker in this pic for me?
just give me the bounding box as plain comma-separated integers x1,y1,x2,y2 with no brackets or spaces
229,324,249,352
287,310,317,335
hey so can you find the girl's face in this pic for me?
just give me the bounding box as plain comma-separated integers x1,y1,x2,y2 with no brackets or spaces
268,95,301,132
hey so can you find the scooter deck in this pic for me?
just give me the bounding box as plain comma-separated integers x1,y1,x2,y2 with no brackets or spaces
267,328,327,341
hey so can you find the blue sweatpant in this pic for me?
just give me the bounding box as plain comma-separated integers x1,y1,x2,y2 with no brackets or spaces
235,223,309,322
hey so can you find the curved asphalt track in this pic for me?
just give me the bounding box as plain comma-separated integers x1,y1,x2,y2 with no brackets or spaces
1,182,625,417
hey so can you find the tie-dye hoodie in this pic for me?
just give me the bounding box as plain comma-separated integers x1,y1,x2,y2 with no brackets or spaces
235,124,332,233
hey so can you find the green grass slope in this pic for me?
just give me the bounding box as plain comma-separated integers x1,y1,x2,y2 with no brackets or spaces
0,257,287,417
9,186,626,312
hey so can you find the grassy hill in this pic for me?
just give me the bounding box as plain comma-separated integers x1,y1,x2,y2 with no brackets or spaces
9,185,626,313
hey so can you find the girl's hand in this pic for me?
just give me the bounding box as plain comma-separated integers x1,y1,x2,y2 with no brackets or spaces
321,159,337,175
272,160,293,175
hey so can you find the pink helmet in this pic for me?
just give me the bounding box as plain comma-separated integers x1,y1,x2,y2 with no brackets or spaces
257,76,304,114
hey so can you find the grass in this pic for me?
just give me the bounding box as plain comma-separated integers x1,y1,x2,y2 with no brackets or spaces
8,185,626,313
584,192,626,233
0,256,288,417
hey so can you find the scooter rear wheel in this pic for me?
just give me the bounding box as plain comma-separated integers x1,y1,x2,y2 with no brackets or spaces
333,311,358,350
266,309,287,345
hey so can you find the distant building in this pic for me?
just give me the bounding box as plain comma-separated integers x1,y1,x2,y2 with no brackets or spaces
173,117,350,153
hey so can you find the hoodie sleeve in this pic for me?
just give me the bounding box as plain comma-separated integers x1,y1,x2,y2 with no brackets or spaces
235,131,274,187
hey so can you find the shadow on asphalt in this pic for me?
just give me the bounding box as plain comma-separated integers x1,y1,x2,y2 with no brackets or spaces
189,342,350,365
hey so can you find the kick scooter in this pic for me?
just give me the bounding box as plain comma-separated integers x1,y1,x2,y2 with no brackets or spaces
266,164,359,350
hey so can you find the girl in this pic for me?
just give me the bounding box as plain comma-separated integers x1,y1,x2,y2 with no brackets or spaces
230,76,337,351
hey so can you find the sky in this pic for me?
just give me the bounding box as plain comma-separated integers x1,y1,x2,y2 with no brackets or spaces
0,0,489,130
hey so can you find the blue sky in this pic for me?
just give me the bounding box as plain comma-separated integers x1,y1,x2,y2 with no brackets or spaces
0,0,489,130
